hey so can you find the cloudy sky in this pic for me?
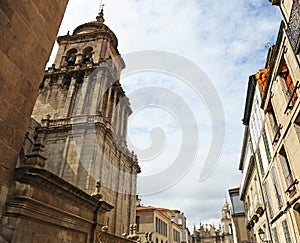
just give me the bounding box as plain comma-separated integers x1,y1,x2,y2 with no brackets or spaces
49,0,281,230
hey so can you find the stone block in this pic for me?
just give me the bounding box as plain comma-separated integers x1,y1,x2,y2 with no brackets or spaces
0,98,29,133
0,141,19,171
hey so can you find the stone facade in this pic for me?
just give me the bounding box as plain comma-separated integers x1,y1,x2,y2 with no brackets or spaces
0,7,141,242
0,0,68,221
26,10,141,236
1,167,113,243
191,202,233,243
237,1,300,242
239,73,272,243
228,188,249,243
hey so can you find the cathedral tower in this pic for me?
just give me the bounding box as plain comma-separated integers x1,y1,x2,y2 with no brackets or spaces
30,9,140,235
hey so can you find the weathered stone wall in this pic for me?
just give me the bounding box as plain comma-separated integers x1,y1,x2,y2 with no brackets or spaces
0,0,68,219
1,167,114,243
32,119,139,236
29,21,140,234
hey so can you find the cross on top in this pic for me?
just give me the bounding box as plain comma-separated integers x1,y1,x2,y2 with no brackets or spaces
99,0,105,12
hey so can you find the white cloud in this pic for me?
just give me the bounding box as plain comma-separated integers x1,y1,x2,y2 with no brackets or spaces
50,0,282,232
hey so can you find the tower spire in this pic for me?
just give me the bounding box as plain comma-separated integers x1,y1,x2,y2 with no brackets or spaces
96,1,105,23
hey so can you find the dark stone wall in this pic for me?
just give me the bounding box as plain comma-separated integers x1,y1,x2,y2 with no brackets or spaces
0,0,69,218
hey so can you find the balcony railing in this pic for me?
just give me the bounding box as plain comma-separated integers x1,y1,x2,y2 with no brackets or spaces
286,1,300,53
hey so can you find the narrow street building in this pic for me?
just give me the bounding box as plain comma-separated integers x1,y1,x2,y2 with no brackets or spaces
136,205,189,243
237,1,300,242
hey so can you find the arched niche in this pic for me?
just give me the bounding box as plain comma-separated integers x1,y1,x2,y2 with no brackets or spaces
65,48,78,66
82,46,93,64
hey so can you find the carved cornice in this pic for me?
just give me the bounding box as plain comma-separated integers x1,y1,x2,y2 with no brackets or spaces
4,167,114,233
13,167,113,210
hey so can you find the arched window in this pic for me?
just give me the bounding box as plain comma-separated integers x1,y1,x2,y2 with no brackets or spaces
228,223,233,235
66,48,77,66
82,47,93,64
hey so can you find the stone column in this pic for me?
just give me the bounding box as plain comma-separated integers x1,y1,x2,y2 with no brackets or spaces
119,103,126,139
75,73,90,115
65,77,78,117
110,88,117,123
113,95,121,135
96,70,105,114
100,39,108,61
123,108,129,140
105,88,112,118
89,74,102,115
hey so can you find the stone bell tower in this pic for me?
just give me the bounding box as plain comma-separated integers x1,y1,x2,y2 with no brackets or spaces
30,9,141,235
221,201,234,242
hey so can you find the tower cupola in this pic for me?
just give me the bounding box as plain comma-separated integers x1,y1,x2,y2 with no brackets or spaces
52,7,122,69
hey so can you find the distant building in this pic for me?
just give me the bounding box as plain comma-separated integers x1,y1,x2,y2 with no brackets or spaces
136,205,189,243
191,202,233,243
228,187,250,243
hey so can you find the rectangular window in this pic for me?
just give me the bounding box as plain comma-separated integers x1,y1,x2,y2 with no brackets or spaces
271,167,283,209
279,62,298,108
267,102,278,133
257,149,265,177
156,217,167,236
264,182,273,217
272,227,279,243
136,216,140,232
282,219,292,243
294,111,300,141
279,147,293,187
173,229,180,242
262,130,271,162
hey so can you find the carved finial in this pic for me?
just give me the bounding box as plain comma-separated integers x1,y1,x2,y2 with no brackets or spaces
96,180,101,193
91,180,102,199
101,226,108,232
129,224,133,235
